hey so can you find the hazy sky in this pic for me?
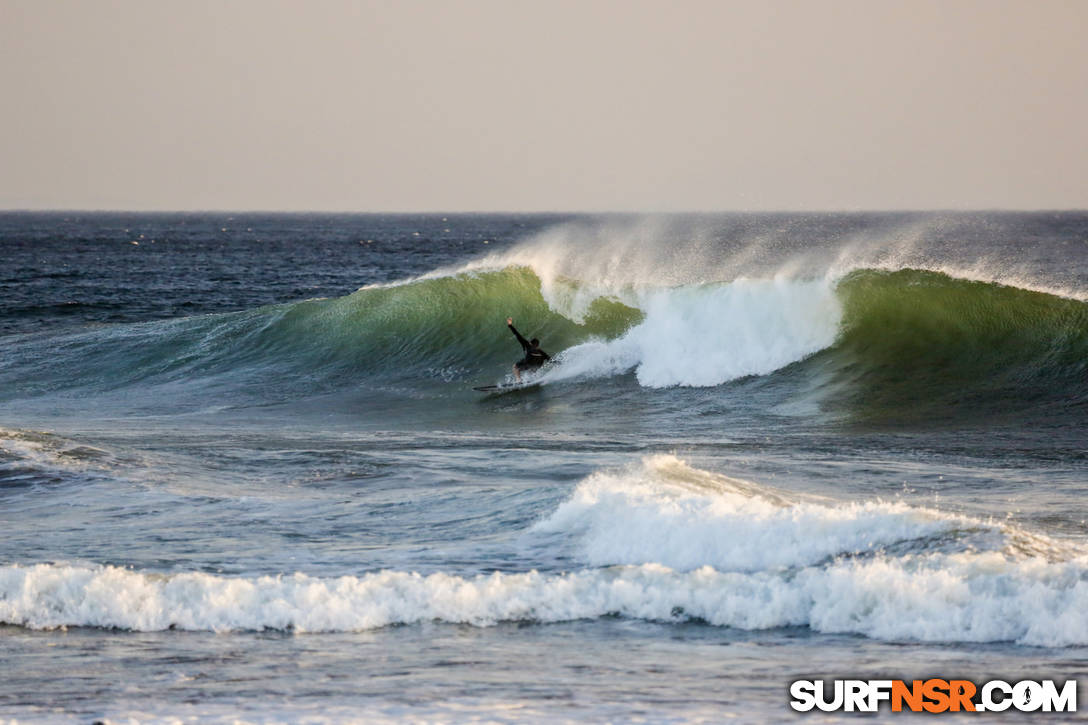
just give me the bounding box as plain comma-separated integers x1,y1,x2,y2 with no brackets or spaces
2,0,1086,211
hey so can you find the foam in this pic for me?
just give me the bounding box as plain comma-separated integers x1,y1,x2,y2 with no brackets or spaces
529,455,987,571
4,456,1085,645
2,555,1086,645
542,277,840,387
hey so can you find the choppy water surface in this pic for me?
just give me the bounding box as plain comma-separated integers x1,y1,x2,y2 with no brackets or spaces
1,212,1087,722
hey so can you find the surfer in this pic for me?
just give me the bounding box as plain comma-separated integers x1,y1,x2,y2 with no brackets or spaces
507,317,550,381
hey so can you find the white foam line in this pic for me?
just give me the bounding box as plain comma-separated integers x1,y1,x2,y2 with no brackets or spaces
530,455,989,572
2,555,1086,645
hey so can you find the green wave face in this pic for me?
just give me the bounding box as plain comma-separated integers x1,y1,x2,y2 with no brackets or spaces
827,269,1088,423
0,267,643,401
260,268,641,381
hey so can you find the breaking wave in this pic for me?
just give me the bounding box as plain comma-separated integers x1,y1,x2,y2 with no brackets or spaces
2,226,1087,422
3,456,1085,646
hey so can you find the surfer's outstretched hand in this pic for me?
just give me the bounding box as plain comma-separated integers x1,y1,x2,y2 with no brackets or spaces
506,317,513,325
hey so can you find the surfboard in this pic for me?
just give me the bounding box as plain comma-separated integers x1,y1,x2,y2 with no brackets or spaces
473,381,541,393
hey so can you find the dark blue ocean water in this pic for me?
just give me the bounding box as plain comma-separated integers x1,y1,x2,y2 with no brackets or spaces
1,212,1087,723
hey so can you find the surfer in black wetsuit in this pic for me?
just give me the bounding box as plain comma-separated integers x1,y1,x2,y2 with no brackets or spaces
507,317,550,381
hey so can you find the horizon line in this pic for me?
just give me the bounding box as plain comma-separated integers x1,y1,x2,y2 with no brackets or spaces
2,207,1086,215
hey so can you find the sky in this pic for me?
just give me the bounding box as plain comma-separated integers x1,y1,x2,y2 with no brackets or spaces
1,0,1086,212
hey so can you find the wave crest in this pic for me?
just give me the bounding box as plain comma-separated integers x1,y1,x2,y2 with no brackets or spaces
4,260,1088,424
3,556,1086,646
3,456,1085,645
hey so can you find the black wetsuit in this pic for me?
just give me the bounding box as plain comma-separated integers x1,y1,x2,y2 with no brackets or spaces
509,323,550,371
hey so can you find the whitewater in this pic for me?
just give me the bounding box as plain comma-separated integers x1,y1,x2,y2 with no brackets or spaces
1,211,1086,723
5,454,1087,647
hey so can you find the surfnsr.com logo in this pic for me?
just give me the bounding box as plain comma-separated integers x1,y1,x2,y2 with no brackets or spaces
789,679,1078,713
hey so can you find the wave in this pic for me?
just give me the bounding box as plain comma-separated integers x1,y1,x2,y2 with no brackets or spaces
0,267,629,401
0,266,830,396
0,427,117,490
538,267,1088,412
3,456,1085,645
542,277,839,388
2,558,1085,645
826,268,1088,420
529,455,1016,570
3,248,1088,422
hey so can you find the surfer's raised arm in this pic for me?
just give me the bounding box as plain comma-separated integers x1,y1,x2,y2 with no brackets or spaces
507,317,531,351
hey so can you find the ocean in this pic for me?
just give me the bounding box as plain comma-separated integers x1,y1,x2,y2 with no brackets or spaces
1,211,1086,723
